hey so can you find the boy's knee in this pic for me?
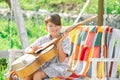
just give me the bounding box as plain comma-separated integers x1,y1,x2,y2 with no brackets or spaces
33,70,47,80
23,75,33,80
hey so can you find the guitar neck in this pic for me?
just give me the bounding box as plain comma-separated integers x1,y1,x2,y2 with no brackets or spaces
35,16,97,54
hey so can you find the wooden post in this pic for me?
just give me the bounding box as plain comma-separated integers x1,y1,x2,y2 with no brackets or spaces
9,0,29,49
5,0,11,8
98,0,104,26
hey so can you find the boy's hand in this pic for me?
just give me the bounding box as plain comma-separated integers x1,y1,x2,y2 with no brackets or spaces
25,46,42,54
59,32,68,42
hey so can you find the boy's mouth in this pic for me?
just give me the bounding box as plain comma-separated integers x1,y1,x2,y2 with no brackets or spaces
53,30,58,33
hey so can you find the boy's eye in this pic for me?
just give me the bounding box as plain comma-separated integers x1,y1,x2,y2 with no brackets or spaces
47,24,53,27
49,25,53,27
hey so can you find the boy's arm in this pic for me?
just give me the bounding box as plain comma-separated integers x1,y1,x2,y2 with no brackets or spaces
57,32,69,62
57,41,67,63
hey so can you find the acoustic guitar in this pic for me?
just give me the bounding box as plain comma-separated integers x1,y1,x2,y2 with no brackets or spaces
11,16,97,78
12,45,57,78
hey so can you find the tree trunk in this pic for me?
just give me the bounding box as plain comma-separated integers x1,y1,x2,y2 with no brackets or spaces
9,0,29,50
5,0,11,8
98,0,104,26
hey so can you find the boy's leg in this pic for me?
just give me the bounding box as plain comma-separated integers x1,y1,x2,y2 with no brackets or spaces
22,74,33,80
33,70,48,80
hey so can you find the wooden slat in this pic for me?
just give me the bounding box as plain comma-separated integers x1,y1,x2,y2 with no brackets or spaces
0,50,24,58
0,50,9,58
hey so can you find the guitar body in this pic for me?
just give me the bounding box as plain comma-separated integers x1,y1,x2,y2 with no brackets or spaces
12,45,56,78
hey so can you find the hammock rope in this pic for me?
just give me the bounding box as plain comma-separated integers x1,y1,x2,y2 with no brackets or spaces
73,0,90,25
99,0,108,78
9,8,13,49
103,0,108,26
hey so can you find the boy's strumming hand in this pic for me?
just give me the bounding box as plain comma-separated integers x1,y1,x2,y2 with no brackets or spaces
25,46,42,54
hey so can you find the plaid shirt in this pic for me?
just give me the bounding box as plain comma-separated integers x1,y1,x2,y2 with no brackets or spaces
30,34,71,77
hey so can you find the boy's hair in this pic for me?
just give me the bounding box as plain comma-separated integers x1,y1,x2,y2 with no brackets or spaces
44,14,61,25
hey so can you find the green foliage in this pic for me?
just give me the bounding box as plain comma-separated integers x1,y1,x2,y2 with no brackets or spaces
0,15,73,50
0,58,8,80
0,58,7,70
0,0,120,14
62,18,74,26
20,0,37,10
25,17,48,43
20,0,120,14
0,19,22,49
107,0,120,14
0,0,2,2
85,0,98,14
0,0,8,8
0,68,6,80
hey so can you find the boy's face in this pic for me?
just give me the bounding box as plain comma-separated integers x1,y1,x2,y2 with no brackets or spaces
46,21,61,38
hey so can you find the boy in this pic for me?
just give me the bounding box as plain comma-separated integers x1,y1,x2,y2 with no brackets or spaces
23,14,71,80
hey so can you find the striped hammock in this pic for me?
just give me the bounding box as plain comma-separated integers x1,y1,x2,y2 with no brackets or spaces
55,25,120,80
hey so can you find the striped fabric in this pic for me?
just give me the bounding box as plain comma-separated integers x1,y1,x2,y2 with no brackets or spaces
62,25,119,79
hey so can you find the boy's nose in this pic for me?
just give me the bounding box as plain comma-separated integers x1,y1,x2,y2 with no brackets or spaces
53,26,57,29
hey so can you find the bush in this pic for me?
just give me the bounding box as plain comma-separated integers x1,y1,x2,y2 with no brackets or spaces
0,58,8,80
